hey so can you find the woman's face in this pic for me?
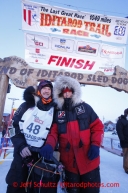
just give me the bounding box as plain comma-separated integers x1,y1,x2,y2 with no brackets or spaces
40,86,51,99
63,91,73,98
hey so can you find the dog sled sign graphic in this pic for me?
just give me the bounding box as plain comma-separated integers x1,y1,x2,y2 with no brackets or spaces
0,55,128,124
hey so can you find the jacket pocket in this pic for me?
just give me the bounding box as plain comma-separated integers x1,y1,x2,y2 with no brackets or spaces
57,120,67,134
77,114,89,131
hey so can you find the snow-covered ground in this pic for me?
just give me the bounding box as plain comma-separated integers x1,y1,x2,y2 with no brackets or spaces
104,131,119,140
0,131,127,193
0,147,127,193
100,148,127,193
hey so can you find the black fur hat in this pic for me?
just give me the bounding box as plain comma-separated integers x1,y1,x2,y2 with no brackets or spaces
23,86,35,108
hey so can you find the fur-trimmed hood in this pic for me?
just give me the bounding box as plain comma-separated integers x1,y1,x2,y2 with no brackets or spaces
23,85,40,108
53,75,82,109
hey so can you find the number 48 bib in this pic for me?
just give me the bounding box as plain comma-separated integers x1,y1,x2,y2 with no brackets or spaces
19,106,54,147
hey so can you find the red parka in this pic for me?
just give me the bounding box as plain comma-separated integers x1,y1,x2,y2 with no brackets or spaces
46,75,104,175
46,102,104,175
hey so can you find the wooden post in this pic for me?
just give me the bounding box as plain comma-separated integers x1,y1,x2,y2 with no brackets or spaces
0,75,9,126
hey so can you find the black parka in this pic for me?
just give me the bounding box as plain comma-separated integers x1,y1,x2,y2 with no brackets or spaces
6,86,56,186
11,91,56,154
116,115,128,148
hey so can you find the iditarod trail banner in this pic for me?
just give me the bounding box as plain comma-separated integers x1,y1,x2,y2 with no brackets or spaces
22,0,128,44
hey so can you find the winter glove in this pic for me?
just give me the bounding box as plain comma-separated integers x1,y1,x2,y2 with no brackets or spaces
88,145,99,160
20,147,32,158
40,144,53,160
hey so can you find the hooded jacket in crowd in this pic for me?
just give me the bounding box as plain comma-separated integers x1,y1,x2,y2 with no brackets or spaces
116,112,128,148
45,75,104,175
116,109,128,174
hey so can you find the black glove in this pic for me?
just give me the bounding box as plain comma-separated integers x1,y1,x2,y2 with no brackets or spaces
40,144,53,160
23,86,35,107
88,145,99,160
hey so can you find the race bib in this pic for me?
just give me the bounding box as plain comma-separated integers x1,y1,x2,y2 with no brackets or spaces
19,106,54,147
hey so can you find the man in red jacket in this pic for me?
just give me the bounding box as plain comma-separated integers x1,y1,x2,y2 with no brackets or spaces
40,75,104,193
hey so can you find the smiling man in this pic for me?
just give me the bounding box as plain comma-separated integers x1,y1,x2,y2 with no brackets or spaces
6,80,57,193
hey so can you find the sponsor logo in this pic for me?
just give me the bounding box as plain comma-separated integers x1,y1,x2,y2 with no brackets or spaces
54,45,70,49
55,39,70,50
33,115,44,124
104,68,114,72
90,34,101,38
24,133,42,141
78,45,96,53
58,111,65,118
75,105,85,115
114,26,126,36
58,120,65,123
32,36,44,47
60,39,66,44
32,13,38,22
101,49,123,56
50,28,61,32
26,34,48,49
35,49,40,53
100,46,124,59
115,19,128,26
29,52,45,57
99,67,114,72
23,4,38,26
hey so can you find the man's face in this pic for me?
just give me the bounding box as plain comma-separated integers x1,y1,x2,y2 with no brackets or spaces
63,91,73,98
40,86,51,99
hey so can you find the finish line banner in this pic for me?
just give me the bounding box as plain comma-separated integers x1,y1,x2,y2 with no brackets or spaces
25,33,126,75
22,0,128,44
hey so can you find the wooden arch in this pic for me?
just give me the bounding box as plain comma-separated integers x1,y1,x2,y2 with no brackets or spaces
0,56,128,124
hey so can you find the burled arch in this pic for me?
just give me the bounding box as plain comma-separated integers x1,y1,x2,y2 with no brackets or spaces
0,56,128,124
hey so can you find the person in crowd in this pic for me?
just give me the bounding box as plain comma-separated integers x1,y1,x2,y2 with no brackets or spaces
40,75,104,193
116,108,128,174
6,80,57,193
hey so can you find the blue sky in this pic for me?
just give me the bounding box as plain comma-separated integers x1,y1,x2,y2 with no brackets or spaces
1,0,128,123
